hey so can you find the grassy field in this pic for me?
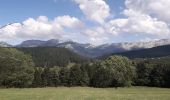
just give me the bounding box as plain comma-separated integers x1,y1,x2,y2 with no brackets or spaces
0,87,170,100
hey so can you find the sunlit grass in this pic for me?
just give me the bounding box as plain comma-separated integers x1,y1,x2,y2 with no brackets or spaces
0,87,170,100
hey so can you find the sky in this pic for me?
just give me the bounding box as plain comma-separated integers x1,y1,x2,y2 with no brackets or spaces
0,0,170,45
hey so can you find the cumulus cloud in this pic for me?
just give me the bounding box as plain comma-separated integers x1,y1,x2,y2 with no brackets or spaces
107,9,170,36
0,16,83,42
125,0,170,22
0,15,110,45
74,0,111,24
106,0,170,37
54,15,84,29
0,23,23,40
82,26,110,44
74,0,170,43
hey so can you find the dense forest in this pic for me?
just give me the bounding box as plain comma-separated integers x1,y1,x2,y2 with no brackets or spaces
0,47,170,88
17,47,89,67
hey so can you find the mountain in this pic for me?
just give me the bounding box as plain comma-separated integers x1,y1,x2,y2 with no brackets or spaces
42,39,60,46
0,42,11,47
17,39,61,47
55,41,94,56
17,40,97,57
17,40,126,57
115,45,170,58
17,39,170,58
17,40,46,47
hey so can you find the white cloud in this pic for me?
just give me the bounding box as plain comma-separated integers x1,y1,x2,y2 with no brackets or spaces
54,15,84,29
125,0,170,23
0,15,109,45
0,23,22,39
105,0,170,37
0,16,84,42
74,0,170,43
107,9,170,36
80,26,111,45
74,0,110,24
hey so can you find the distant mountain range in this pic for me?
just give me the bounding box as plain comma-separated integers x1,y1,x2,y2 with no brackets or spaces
17,39,60,47
1,38,170,58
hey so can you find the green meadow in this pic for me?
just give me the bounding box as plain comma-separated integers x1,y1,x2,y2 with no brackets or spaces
0,87,170,100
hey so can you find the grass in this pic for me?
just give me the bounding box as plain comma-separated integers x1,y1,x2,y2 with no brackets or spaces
0,87,170,100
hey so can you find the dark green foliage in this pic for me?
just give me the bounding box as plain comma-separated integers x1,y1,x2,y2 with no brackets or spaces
81,62,96,83
150,64,170,87
41,67,50,86
164,68,170,88
134,59,170,88
50,67,60,86
134,62,153,86
0,48,34,88
17,47,89,67
32,65,89,87
59,67,70,86
68,64,89,86
33,67,60,87
91,56,136,88
91,61,114,87
32,67,43,87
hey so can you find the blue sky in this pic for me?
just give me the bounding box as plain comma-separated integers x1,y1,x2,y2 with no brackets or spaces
0,0,124,24
0,0,79,24
0,0,170,45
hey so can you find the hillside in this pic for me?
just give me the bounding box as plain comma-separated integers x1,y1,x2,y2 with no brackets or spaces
115,45,170,58
134,56,170,65
17,47,89,67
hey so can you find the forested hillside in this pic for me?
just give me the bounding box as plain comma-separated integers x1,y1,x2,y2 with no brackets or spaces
115,45,170,58
17,47,89,67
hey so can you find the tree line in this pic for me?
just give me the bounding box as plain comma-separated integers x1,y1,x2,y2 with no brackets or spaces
0,48,170,88
134,59,170,87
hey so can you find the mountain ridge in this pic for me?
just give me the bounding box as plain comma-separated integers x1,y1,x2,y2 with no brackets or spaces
1,38,170,58
115,44,170,58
